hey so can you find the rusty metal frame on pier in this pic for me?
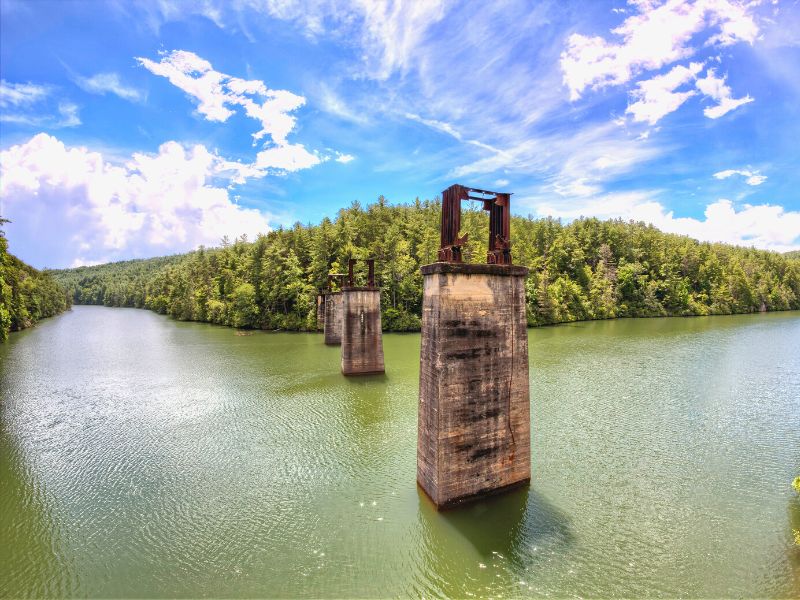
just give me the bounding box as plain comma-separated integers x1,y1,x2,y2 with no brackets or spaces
438,184,512,265
346,259,376,288
327,273,346,292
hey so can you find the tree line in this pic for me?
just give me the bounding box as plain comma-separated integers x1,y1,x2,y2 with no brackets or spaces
48,197,800,332
1,218,72,342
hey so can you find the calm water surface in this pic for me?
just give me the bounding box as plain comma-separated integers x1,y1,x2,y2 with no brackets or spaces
1,306,799,598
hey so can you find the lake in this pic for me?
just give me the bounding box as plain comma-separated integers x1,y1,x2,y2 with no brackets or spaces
1,306,798,597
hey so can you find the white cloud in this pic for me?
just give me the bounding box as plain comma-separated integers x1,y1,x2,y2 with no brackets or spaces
405,112,463,140
355,0,450,80
405,112,506,155
695,67,753,118
0,100,81,129
56,102,81,127
137,49,304,144
0,80,49,107
533,193,800,252
253,143,322,172
561,0,759,100
135,49,351,180
713,168,767,185
316,82,370,124
0,133,274,267
0,80,80,129
495,178,510,187
334,152,355,163
626,62,703,124
74,72,144,102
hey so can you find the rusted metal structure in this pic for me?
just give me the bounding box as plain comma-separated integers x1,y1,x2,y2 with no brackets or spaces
438,184,512,265
327,273,346,292
418,184,530,509
346,258,376,288
323,273,346,346
341,258,384,375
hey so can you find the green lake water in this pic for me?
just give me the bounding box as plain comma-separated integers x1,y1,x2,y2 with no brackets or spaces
1,305,799,598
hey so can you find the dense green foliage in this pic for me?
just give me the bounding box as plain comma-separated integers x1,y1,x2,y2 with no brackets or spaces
0,219,71,342
51,197,800,331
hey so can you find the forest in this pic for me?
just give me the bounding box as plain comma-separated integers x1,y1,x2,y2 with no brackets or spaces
48,197,800,333
0,218,72,342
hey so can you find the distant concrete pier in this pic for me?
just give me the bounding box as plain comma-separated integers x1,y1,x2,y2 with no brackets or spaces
324,274,345,345
341,288,384,375
341,259,384,375
324,292,342,345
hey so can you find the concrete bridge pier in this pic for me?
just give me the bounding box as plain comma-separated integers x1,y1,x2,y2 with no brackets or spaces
324,292,343,345
416,182,530,510
341,259,384,375
341,287,385,375
417,262,530,508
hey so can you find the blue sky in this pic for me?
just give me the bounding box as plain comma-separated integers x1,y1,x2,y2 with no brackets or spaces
1,0,799,268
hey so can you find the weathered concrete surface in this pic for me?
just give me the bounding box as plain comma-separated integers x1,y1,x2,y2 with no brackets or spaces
341,288,385,375
324,292,342,345
417,262,530,509
316,295,325,332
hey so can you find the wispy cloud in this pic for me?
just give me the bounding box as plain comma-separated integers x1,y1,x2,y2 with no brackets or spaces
0,80,49,107
714,168,766,185
695,68,753,118
315,82,370,124
73,72,145,102
56,102,81,127
0,98,81,129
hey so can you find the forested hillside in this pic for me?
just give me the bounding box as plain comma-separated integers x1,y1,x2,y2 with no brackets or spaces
50,198,800,332
1,219,71,342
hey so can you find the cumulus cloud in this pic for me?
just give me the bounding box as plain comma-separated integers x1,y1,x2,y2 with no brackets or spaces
626,62,703,124
0,133,274,268
561,0,759,100
713,168,766,185
137,50,303,144
695,67,753,118
74,72,145,102
137,50,325,175
533,193,800,252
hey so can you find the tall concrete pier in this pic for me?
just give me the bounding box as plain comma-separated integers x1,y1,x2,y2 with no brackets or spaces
341,259,384,375
324,274,345,346
417,184,530,509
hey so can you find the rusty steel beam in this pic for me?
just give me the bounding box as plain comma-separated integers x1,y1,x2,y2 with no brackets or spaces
438,183,513,265
345,259,377,288
327,273,346,292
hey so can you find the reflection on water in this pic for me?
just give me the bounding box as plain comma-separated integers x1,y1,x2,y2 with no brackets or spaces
1,306,798,597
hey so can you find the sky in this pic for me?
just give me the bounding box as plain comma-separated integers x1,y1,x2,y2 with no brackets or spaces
1,0,799,269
